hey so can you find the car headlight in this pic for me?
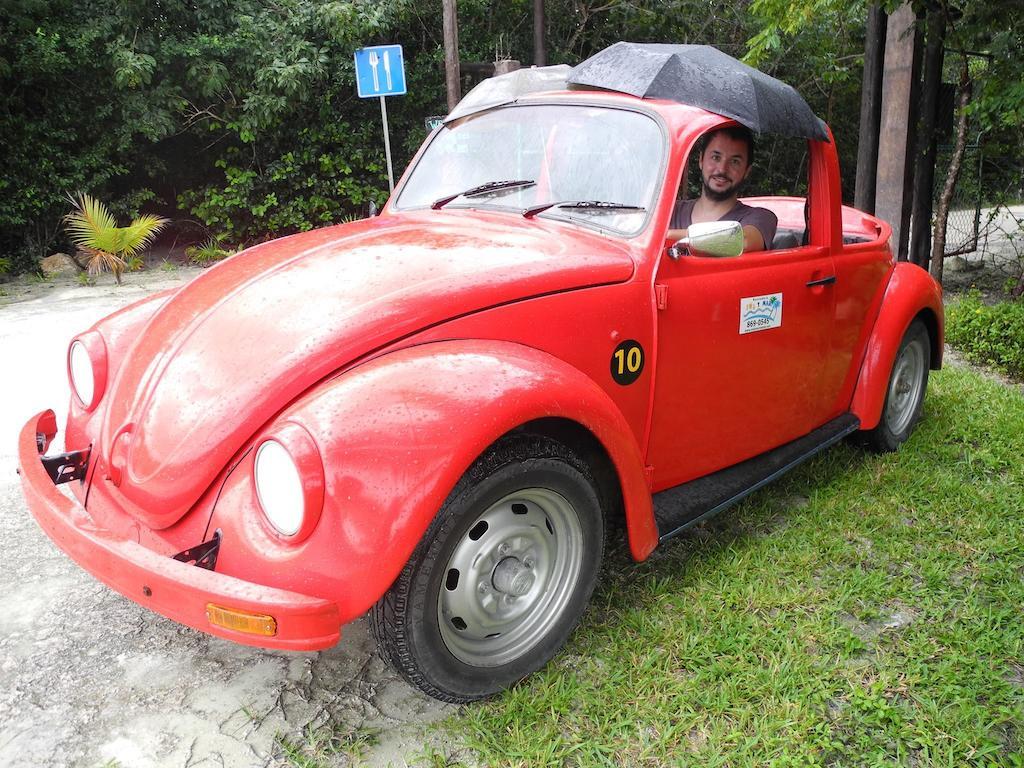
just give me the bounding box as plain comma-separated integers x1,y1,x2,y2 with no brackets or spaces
253,423,325,540
68,332,108,411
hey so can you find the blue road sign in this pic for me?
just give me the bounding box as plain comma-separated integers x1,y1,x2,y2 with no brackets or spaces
354,45,407,98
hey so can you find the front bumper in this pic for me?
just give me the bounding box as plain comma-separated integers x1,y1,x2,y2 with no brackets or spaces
17,410,341,651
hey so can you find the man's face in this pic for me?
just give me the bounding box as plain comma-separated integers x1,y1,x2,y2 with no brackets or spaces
699,132,752,203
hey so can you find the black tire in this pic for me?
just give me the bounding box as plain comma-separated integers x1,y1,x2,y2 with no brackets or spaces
862,319,930,452
371,435,604,703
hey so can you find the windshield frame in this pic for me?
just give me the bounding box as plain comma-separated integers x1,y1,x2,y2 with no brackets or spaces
391,99,669,239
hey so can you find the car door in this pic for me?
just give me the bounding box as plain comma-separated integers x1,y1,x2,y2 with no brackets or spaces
645,242,840,491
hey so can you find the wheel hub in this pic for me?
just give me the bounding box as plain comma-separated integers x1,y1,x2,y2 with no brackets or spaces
491,556,535,596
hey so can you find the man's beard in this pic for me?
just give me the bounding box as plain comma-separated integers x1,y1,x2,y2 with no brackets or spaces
702,174,744,203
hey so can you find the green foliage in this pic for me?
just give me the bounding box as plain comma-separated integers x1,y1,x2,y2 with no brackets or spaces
123,253,145,272
947,293,1024,377
0,1,167,271
64,193,167,283
956,6,1024,134
2,0,1018,274
185,235,234,266
179,121,387,241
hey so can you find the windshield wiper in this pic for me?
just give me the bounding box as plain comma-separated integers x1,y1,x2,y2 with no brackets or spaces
522,200,646,218
431,179,536,210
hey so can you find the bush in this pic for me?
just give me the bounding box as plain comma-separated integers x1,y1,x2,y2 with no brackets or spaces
946,293,1024,377
178,121,387,242
186,236,235,266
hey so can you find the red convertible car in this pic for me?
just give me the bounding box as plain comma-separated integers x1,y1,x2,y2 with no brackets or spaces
18,46,943,703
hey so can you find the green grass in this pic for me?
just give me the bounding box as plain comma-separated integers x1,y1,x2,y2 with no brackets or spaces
445,366,1024,767
947,294,1024,378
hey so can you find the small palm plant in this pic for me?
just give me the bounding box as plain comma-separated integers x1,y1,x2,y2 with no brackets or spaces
64,193,168,284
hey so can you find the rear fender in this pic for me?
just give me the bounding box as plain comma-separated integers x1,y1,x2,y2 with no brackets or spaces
212,339,655,626
850,263,944,430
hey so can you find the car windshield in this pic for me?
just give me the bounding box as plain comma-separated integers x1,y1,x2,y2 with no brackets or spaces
395,104,664,236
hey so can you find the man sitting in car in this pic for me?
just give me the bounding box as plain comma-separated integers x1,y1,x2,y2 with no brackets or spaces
667,125,777,252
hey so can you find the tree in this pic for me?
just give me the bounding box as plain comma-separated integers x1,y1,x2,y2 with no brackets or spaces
745,0,1024,282
64,194,167,283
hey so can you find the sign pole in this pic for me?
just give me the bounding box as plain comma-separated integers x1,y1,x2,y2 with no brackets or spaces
380,95,395,192
355,45,405,195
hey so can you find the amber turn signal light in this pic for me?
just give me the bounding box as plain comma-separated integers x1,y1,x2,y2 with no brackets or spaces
205,603,277,637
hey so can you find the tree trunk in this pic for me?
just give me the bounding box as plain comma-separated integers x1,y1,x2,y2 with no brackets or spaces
855,3,887,215
930,58,972,284
442,0,461,111
534,0,547,66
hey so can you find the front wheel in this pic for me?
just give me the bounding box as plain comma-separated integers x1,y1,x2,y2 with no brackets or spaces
371,435,604,703
862,319,931,452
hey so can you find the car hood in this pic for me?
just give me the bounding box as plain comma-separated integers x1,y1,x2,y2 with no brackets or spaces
100,211,636,529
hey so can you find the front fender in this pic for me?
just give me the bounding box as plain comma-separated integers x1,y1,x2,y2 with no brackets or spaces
850,263,944,430
209,339,655,627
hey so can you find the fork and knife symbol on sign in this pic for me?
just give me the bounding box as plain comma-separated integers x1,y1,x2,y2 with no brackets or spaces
367,50,392,92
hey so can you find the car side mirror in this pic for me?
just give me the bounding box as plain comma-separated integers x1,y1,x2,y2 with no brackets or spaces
367,201,379,218
668,220,743,260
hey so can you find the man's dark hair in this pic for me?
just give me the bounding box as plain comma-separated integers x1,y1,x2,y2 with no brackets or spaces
697,125,755,166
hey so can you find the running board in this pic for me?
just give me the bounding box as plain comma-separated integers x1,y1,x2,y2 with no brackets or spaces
654,413,860,543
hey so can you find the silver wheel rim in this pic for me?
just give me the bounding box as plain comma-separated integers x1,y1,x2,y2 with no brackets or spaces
884,336,927,436
437,487,584,667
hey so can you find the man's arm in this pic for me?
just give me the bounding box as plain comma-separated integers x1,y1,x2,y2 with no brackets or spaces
667,225,762,250
741,207,778,253
742,225,766,252
667,202,777,252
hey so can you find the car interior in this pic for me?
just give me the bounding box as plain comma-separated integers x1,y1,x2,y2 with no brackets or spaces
674,132,879,252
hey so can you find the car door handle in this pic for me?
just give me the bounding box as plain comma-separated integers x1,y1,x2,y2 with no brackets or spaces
806,275,836,287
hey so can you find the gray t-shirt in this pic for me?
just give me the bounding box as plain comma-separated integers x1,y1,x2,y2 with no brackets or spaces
671,199,778,249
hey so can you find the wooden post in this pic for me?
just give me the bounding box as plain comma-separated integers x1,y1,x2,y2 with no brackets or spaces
443,0,461,111
908,5,946,268
534,0,547,67
874,2,922,261
854,4,887,214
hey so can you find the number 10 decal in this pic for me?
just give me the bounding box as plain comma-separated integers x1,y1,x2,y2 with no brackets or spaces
610,340,644,385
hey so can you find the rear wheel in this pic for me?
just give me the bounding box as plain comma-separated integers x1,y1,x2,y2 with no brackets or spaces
371,435,604,703
863,319,930,452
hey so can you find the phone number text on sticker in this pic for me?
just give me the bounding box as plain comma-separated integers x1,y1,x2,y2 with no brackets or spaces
740,293,783,334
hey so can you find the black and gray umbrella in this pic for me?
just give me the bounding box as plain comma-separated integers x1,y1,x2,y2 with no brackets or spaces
567,42,829,142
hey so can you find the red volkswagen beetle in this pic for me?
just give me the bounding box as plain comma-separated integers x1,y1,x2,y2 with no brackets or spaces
18,52,942,703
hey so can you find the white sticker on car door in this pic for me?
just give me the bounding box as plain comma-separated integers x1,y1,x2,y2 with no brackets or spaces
739,293,783,334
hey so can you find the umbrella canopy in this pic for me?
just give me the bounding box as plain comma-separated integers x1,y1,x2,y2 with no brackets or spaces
568,42,829,142
444,64,571,123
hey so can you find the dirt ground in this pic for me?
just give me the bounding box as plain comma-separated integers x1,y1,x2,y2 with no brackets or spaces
0,267,455,768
